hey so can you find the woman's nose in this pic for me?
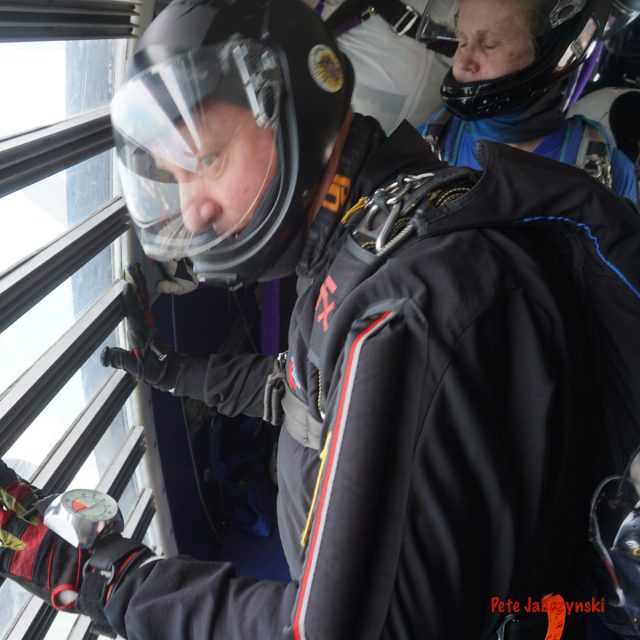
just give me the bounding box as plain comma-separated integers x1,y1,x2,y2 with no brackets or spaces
178,179,222,232
453,44,480,81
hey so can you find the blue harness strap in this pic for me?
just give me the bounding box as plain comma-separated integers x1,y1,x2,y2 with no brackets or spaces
559,116,612,167
422,108,461,165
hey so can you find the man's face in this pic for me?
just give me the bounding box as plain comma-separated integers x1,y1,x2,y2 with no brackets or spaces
452,0,535,83
156,101,278,235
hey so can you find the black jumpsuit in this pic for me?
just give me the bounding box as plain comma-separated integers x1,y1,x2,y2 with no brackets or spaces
105,120,640,639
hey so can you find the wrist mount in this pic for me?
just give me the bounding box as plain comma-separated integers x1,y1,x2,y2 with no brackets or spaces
78,534,152,637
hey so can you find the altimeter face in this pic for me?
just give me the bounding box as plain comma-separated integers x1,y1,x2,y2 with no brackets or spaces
60,489,119,522
43,488,124,548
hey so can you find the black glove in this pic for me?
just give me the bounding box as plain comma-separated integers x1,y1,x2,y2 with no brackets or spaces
101,263,189,391
0,460,152,635
155,258,199,295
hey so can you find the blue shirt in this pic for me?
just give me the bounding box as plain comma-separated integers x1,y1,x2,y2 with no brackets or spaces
417,113,638,204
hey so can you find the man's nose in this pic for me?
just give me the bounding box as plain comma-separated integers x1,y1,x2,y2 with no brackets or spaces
178,178,222,232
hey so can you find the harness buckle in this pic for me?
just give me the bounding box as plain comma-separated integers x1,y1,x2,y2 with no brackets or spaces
584,154,613,189
390,4,420,36
351,172,434,255
263,352,287,426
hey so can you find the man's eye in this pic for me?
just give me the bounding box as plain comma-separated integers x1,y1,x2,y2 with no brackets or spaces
198,153,219,169
482,43,498,50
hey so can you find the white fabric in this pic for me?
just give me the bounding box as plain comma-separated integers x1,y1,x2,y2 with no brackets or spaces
305,0,453,133
57,589,78,606
139,555,164,568
155,258,199,295
568,86,640,147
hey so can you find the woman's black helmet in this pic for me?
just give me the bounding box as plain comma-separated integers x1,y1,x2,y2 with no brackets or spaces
419,0,613,120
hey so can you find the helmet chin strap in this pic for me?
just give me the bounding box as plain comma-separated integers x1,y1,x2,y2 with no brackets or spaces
250,109,355,283
306,109,355,227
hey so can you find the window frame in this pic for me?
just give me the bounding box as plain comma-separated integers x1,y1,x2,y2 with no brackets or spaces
0,2,176,638
0,2,141,42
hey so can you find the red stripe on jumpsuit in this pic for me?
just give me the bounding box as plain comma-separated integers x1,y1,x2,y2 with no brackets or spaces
293,311,394,640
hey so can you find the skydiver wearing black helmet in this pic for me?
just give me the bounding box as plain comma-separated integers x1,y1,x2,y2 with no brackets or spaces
418,0,639,203
1,0,640,638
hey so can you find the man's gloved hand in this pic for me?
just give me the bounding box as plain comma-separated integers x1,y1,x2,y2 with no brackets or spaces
0,460,151,635
0,459,85,611
156,258,199,295
100,263,189,391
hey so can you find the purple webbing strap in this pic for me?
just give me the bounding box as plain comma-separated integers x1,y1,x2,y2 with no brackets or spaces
260,280,281,356
568,42,604,108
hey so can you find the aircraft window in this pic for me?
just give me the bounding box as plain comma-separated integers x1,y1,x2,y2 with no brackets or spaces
0,5,166,639
0,149,114,275
3,332,117,475
45,609,85,639
0,252,114,393
0,40,121,140
0,582,28,638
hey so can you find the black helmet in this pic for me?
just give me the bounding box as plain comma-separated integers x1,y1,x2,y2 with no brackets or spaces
111,0,353,287
420,0,612,120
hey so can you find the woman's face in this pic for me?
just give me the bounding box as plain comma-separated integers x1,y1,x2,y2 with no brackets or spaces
156,100,278,235
452,0,536,83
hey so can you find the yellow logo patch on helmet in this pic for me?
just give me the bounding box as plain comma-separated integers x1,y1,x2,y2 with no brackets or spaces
308,45,344,94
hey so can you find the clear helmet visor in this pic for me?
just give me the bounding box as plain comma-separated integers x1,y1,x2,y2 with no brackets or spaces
112,38,283,261
418,0,598,72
